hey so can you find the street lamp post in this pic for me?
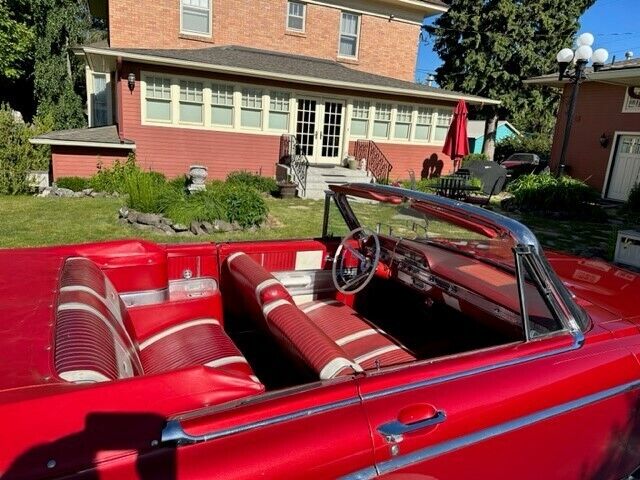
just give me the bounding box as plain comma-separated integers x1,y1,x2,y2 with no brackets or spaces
555,33,609,176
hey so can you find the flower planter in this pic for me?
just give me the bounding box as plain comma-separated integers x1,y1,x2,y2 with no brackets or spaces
278,182,298,198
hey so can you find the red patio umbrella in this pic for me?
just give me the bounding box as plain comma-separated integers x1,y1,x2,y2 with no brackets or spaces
442,99,470,171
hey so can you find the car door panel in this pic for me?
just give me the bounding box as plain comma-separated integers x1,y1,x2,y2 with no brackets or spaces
352,330,640,479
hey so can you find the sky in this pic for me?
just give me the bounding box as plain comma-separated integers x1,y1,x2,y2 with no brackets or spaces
415,0,640,83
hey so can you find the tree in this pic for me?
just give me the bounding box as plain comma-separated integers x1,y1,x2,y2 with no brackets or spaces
0,1,34,81
427,0,594,159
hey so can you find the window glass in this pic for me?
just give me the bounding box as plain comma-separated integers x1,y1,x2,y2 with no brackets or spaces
394,105,412,140
241,88,263,128
179,80,204,124
287,1,306,31
269,91,290,131
211,84,234,126
145,76,172,122
92,74,109,127
625,90,640,112
434,108,453,141
339,12,360,57
373,103,391,139
415,107,433,141
181,0,210,35
350,100,370,137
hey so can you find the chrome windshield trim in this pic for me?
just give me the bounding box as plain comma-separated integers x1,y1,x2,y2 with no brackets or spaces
342,378,640,479
161,397,360,445
361,328,584,402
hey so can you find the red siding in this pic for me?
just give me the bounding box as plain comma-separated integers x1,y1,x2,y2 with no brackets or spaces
52,147,129,180
349,141,454,181
551,82,640,193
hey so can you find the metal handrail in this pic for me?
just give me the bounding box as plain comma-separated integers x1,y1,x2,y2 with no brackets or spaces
354,140,393,183
279,135,309,197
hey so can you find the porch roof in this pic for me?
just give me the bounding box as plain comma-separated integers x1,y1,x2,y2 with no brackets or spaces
82,45,500,106
525,57,640,87
30,125,135,149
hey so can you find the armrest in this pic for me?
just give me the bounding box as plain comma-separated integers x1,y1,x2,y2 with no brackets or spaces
126,295,223,343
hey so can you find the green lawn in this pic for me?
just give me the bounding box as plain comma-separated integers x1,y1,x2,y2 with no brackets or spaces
0,195,623,260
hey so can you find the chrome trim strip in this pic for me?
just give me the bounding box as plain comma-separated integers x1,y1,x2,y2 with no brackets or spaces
161,397,360,445
361,329,584,402
120,287,168,307
342,379,640,479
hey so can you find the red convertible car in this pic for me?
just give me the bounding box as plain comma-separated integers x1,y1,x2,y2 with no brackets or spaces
2,183,640,479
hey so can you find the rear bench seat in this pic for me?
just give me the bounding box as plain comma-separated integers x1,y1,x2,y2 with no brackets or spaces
223,252,415,379
55,257,260,385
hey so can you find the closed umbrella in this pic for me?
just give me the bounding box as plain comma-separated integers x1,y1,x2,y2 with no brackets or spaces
442,99,470,170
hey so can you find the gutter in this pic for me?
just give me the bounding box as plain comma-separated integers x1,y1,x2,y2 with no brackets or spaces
82,46,501,106
29,138,136,150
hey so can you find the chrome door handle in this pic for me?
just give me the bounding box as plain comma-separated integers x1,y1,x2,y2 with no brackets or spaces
377,410,446,438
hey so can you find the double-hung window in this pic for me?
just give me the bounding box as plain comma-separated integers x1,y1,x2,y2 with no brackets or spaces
181,0,211,36
269,91,290,131
339,12,360,58
145,76,172,122
351,101,370,137
373,103,391,139
241,88,263,128
92,73,109,127
211,84,234,126
287,1,306,32
415,107,434,141
434,109,453,141
179,80,204,124
623,89,640,113
394,105,412,140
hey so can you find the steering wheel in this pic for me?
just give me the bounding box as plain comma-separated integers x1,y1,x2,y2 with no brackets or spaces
332,227,381,294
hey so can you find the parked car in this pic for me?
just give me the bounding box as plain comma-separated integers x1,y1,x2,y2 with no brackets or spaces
3,183,640,479
499,153,549,182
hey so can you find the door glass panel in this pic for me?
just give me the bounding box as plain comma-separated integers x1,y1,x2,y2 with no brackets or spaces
322,101,343,158
296,99,316,157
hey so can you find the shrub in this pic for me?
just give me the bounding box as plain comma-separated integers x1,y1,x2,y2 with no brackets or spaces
226,170,278,195
125,170,179,214
627,183,640,213
89,154,139,193
167,175,188,192
56,176,89,192
508,173,600,214
462,153,488,164
495,133,552,162
401,177,440,192
0,104,52,195
217,183,268,227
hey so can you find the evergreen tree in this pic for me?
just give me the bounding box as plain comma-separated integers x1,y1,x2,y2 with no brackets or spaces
427,0,594,158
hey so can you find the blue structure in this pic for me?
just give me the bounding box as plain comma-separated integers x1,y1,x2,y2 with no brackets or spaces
467,120,520,154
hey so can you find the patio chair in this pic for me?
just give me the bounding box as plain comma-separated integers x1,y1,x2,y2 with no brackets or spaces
464,175,505,208
435,177,465,200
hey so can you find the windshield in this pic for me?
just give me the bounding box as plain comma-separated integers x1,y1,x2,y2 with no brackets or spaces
328,195,517,268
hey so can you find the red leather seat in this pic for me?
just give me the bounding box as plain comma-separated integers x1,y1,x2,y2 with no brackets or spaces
55,257,260,385
223,252,414,378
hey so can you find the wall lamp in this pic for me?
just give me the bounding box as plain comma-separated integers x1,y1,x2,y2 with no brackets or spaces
127,73,136,92
599,132,610,149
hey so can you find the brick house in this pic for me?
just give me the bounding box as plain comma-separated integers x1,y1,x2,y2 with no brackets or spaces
526,58,640,201
32,0,498,195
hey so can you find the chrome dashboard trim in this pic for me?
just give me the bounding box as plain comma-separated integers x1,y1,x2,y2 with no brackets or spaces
343,378,640,479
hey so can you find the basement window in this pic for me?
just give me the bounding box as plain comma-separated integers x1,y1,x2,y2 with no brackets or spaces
181,0,211,36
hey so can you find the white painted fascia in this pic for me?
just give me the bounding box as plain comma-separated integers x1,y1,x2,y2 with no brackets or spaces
29,138,136,149
83,47,501,106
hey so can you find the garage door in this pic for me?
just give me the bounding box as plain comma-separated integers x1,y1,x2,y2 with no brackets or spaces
607,135,640,201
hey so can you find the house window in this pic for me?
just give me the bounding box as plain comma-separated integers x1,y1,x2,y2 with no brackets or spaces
434,109,453,141
287,1,306,32
145,76,172,122
269,91,290,131
179,80,204,124
211,84,234,126
339,12,360,58
623,89,640,113
373,103,391,139
415,107,434,141
181,0,211,36
92,73,109,127
351,101,370,137
241,88,263,128
394,105,412,140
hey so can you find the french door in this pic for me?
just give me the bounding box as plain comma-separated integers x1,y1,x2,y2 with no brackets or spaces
607,134,640,201
295,97,345,165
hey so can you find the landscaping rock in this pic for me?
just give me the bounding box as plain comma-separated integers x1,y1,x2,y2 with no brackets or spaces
156,224,176,235
53,187,74,198
82,188,94,196
200,221,215,234
171,223,189,232
91,191,106,198
136,213,163,226
127,211,139,224
213,220,234,232
132,223,154,231
190,221,205,235
39,187,53,197
118,207,129,219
